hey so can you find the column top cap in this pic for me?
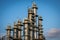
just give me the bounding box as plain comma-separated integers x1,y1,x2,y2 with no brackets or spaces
28,8,34,13
6,25,11,30
32,2,38,9
18,19,21,23
24,18,29,21
14,22,18,29
23,18,30,24
38,16,43,21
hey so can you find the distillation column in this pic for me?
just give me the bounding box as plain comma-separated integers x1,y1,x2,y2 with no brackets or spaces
23,18,30,40
13,22,18,40
38,16,45,40
32,2,38,40
17,20,23,40
28,8,34,40
6,25,11,40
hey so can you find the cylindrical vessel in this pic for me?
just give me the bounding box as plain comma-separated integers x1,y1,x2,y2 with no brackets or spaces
38,16,43,40
23,18,29,40
17,20,22,40
6,25,11,40
13,22,18,40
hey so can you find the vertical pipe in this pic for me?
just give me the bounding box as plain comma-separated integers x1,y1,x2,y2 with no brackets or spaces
28,8,33,40
32,2,38,40
13,22,18,40
17,20,23,40
6,25,11,40
38,16,43,40
23,18,29,40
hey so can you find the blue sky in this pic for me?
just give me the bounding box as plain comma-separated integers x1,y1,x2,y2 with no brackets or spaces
0,0,60,40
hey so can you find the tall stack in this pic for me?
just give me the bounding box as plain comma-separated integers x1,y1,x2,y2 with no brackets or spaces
13,22,18,40
23,18,30,40
32,2,38,39
6,25,11,40
6,2,45,40
38,16,43,40
17,20,22,40
28,8,33,40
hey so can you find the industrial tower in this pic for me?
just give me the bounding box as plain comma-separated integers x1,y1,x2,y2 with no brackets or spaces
6,2,45,40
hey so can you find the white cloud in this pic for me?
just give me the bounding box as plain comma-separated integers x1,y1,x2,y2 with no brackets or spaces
46,28,60,38
45,28,60,40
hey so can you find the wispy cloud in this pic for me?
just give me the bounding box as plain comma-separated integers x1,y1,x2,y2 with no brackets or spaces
45,28,60,40
46,28,60,38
